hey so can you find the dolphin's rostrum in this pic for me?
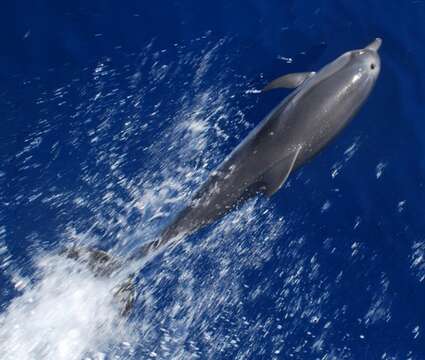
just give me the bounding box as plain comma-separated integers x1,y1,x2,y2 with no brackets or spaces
65,38,382,314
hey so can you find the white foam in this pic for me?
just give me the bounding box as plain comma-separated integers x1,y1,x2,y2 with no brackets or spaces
0,256,135,360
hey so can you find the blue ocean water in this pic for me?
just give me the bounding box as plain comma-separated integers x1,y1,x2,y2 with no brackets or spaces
0,0,424,359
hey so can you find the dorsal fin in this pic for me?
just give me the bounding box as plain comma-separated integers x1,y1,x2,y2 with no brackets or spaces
263,72,316,91
260,145,302,196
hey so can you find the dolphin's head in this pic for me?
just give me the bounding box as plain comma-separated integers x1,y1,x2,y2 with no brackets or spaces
300,38,382,128
313,38,382,90
312,37,382,108
349,38,382,82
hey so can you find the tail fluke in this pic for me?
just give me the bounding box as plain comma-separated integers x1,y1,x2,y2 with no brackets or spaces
61,246,122,276
60,207,192,316
61,246,136,316
112,275,136,316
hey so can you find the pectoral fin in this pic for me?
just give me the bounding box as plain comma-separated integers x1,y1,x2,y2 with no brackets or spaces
261,145,302,196
263,72,316,91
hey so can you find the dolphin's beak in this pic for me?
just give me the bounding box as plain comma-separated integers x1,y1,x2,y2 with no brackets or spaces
366,38,382,52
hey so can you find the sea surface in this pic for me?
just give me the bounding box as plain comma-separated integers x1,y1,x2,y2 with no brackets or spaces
0,1,424,359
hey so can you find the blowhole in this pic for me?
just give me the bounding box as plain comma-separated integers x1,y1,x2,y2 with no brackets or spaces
370,63,376,70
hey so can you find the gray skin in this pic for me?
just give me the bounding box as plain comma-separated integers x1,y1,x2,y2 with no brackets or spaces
135,38,382,257
64,39,382,315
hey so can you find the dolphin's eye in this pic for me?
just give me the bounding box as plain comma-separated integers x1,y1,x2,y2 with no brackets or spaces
370,63,376,70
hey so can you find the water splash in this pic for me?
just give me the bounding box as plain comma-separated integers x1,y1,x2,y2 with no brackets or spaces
0,255,135,360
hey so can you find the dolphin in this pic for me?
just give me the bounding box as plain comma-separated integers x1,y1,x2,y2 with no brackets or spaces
65,38,382,314
131,38,382,258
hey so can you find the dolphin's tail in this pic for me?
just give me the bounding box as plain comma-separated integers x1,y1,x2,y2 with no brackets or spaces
60,246,135,316
60,210,190,316
60,246,122,276
61,203,200,316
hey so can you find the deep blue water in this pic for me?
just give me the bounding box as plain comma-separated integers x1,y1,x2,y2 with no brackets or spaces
1,1,425,359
